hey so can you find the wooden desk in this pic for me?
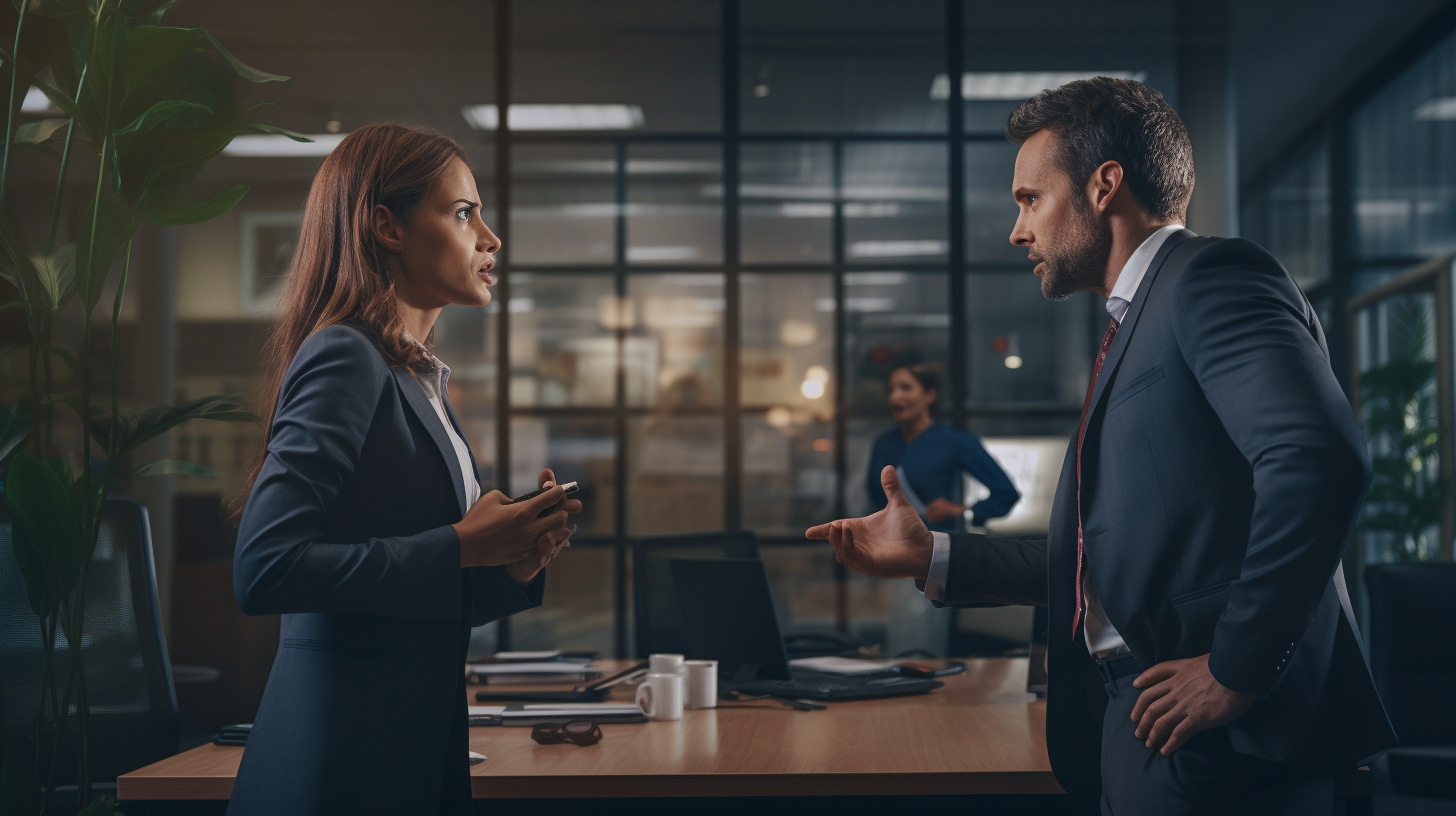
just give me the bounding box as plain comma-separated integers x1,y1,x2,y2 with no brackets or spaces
118,657,1060,800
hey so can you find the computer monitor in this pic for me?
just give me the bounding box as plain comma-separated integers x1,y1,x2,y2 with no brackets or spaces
669,557,792,682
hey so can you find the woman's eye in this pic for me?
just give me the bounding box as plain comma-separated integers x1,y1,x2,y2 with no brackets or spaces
457,208,472,221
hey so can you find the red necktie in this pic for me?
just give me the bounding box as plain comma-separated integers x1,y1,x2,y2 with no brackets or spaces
1073,318,1119,637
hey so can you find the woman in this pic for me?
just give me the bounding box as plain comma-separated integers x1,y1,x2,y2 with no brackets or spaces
227,124,580,815
867,364,1019,532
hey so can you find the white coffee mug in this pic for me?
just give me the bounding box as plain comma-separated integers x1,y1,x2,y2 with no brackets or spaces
649,653,685,675
684,660,718,709
635,672,685,721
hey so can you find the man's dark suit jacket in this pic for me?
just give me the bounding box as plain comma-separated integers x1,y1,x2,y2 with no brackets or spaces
228,323,543,815
940,231,1397,797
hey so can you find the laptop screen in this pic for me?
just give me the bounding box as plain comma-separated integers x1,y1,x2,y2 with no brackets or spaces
669,557,793,682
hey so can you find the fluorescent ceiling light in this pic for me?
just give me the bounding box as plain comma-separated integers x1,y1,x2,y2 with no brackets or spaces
848,240,947,258
223,133,343,157
931,71,1149,101
1414,97,1456,120
462,104,645,131
22,86,58,113
626,245,700,262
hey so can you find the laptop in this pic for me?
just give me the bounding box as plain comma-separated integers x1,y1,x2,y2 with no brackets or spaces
669,558,944,701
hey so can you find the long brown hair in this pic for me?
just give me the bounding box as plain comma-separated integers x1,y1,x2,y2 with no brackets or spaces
230,122,472,522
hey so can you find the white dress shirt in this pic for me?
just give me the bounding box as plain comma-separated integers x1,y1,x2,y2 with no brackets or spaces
404,332,482,511
923,224,1184,657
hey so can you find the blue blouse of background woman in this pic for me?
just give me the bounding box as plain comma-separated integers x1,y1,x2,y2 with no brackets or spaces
866,422,1020,533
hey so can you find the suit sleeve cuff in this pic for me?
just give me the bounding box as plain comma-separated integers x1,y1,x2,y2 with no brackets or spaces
918,531,952,602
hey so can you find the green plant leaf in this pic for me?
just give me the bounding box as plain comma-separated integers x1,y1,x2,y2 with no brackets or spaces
42,344,78,373
113,99,209,138
0,215,42,310
74,187,139,312
35,243,76,314
114,394,250,456
139,183,246,226
6,452,81,619
0,400,33,464
14,117,69,144
197,29,289,84
125,458,216,479
0,300,26,313
34,79,83,123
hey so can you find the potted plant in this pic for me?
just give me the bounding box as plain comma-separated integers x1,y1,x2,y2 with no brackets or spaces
0,1,300,812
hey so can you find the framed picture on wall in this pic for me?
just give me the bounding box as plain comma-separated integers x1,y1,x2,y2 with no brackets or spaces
241,211,303,315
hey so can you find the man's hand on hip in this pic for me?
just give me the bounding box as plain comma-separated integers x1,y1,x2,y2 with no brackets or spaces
1129,653,1256,756
805,465,934,580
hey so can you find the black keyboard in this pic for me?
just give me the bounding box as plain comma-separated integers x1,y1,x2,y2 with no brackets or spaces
730,672,944,701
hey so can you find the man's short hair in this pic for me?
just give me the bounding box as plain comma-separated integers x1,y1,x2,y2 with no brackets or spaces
1006,77,1194,222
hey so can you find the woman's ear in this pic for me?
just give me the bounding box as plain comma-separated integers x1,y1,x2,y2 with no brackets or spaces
372,204,406,255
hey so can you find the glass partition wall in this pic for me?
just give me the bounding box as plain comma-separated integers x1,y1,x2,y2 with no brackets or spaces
468,0,1166,655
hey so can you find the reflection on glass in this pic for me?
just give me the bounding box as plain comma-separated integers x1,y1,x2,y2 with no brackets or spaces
742,413,835,536
1355,290,1441,562
1352,28,1456,261
842,271,949,415
740,142,834,263
966,273,1092,405
513,0,720,132
627,143,722,264
510,545,615,655
762,545,838,634
511,144,615,265
626,274,724,407
740,274,833,411
1242,139,1330,289
965,142,1024,265
741,0,945,132
844,143,947,263
628,416,724,535
508,274,616,407
509,415,616,536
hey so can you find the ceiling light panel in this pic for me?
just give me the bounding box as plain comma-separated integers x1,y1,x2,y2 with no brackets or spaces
461,104,646,131
222,134,345,157
930,71,1149,101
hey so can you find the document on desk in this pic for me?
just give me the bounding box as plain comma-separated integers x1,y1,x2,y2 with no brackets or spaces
467,703,646,727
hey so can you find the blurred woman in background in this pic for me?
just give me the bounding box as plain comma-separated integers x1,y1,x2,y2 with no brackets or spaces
866,364,1020,534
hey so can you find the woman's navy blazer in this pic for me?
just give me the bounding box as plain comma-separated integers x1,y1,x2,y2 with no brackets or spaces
227,323,543,815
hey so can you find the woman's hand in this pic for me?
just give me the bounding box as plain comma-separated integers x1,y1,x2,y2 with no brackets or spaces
505,469,580,585
925,497,965,524
506,523,575,585
453,469,582,569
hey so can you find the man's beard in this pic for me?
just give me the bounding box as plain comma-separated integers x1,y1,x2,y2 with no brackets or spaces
1039,205,1112,302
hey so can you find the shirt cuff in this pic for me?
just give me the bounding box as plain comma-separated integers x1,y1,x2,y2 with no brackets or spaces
921,532,952,602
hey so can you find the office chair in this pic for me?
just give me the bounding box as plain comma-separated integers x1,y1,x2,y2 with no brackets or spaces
0,496,180,793
631,530,759,657
1366,563,1456,813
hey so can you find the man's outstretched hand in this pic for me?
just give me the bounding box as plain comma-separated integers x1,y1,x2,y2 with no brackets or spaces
806,465,934,580
1130,654,1256,756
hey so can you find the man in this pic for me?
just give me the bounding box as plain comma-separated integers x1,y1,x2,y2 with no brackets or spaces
807,78,1395,815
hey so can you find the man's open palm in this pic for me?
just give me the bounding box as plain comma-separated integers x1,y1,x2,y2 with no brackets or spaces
806,465,934,579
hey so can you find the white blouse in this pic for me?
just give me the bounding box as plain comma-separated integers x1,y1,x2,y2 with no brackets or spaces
405,333,482,510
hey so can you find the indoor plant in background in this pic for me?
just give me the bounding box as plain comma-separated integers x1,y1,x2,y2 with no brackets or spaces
1357,295,1446,562
0,1,302,813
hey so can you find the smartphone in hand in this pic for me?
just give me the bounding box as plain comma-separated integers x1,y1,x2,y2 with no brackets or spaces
510,481,580,503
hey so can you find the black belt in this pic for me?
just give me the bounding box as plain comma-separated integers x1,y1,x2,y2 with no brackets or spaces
1093,652,1143,686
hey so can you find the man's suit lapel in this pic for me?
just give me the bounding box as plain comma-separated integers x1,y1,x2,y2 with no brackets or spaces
391,367,468,516
1082,229,1196,422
